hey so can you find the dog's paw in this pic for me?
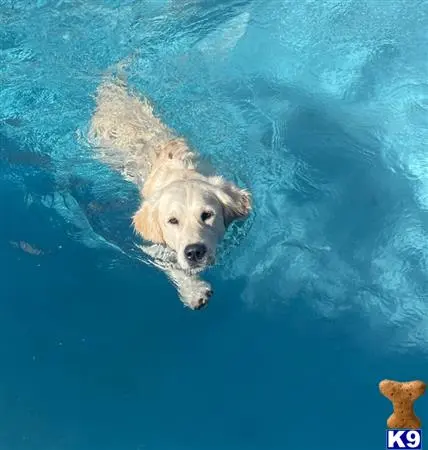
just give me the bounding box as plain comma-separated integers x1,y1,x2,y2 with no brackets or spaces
192,286,213,310
180,280,213,310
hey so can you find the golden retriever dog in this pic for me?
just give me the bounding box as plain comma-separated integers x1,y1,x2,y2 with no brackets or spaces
88,78,251,310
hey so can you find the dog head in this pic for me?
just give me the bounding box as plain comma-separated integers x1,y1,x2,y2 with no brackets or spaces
133,176,251,271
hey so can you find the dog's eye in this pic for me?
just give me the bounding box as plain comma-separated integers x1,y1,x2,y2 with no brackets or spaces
201,211,213,221
168,217,179,225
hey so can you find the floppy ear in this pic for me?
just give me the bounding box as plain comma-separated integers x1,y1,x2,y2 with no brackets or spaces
132,200,164,244
209,176,252,227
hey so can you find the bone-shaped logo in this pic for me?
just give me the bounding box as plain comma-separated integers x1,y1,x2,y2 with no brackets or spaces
379,379,426,429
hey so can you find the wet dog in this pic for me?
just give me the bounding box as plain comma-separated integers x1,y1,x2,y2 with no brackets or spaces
89,78,251,309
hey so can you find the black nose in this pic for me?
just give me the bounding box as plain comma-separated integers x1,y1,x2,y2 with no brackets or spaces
184,243,207,262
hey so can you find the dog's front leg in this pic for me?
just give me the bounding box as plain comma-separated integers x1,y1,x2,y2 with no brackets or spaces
165,267,213,310
138,244,213,310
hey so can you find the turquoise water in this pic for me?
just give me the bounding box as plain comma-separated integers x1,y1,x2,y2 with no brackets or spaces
1,0,428,449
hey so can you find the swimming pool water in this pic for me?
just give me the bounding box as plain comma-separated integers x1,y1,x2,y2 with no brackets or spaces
1,0,428,449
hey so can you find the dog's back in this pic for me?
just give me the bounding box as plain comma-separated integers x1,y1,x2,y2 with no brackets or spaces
88,79,173,186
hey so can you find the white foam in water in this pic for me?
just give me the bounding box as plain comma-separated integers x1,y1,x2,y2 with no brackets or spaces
196,11,250,56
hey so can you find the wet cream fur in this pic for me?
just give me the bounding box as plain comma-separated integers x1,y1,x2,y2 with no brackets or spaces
88,78,251,309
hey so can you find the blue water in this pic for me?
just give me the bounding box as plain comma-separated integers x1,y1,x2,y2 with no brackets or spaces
1,0,428,449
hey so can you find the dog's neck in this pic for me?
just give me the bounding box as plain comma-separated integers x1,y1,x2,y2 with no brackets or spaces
142,138,205,199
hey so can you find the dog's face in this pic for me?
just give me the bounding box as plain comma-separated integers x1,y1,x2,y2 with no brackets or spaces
133,176,251,271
